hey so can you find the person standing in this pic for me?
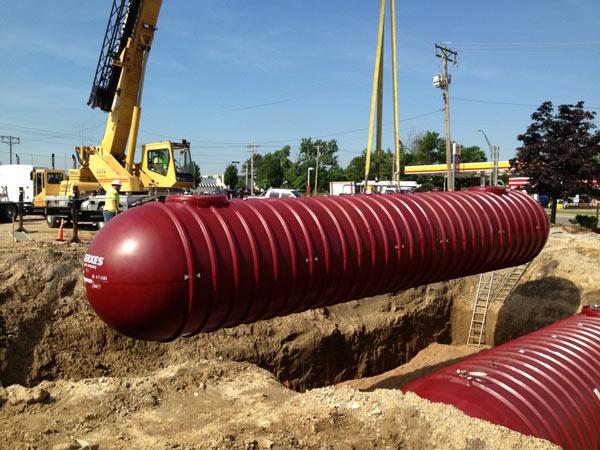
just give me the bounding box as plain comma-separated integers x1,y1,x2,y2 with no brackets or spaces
103,179,122,223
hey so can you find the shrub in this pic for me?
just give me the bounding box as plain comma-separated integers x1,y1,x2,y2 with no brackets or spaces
570,214,598,231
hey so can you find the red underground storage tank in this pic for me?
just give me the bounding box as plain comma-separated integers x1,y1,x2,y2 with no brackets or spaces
404,306,600,449
83,188,548,341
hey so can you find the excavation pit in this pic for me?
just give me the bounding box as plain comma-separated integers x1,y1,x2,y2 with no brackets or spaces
0,228,595,391
0,227,597,449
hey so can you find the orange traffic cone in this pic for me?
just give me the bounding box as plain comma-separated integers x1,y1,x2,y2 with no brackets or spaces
56,219,64,242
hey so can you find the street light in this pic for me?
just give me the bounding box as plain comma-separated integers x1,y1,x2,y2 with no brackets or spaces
307,167,314,196
476,129,494,165
477,129,494,186
314,145,321,195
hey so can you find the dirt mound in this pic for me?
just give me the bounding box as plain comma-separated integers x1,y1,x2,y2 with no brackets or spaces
0,359,556,449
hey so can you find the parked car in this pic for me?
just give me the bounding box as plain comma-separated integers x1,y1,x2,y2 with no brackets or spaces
253,188,303,199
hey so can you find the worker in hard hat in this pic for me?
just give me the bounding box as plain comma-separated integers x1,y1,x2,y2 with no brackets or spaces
103,179,122,223
151,151,168,175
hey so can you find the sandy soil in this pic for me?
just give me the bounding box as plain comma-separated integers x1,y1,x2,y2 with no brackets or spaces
0,359,556,449
1,219,594,449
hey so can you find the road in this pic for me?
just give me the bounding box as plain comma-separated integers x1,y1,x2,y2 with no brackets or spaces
546,207,598,226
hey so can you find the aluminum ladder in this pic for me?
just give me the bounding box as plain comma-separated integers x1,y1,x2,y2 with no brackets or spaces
492,263,530,303
467,271,495,347
466,263,530,347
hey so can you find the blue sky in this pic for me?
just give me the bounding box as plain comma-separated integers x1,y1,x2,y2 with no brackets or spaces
0,0,598,173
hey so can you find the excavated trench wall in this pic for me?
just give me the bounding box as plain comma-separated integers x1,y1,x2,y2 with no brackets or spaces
0,246,456,390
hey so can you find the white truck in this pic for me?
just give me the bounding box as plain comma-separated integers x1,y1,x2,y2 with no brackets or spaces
329,181,358,196
0,165,65,223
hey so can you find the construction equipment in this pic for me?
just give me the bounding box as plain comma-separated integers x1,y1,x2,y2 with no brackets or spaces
84,187,549,341
0,164,65,223
45,0,194,226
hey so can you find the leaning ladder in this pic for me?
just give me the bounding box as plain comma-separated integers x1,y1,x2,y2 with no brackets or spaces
466,263,530,347
467,271,495,347
492,263,530,303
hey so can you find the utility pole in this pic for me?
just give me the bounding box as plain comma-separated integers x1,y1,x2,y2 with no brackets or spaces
247,142,259,196
492,145,500,186
1,136,20,165
314,144,322,195
433,44,457,191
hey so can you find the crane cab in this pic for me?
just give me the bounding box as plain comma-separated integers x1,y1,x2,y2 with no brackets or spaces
139,140,195,191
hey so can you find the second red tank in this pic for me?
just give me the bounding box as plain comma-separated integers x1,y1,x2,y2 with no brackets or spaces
404,306,600,449
84,188,548,341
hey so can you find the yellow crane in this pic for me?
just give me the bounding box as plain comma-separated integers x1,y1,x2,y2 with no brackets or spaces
64,0,194,196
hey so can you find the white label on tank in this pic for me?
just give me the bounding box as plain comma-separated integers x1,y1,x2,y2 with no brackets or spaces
594,388,600,402
83,277,93,284
84,254,104,266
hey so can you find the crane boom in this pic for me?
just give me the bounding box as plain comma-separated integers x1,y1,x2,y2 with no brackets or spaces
88,0,143,112
92,0,161,160
62,0,193,196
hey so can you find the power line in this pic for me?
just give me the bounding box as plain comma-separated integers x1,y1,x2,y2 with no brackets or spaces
459,49,599,55
446,41,600,47
0,120,104,144
452,97,600,110
453,97,539,107
141,109,443,147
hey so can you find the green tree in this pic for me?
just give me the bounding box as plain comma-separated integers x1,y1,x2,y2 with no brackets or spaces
191,161,201,187
255,146,292,189
459,145,486,163
345,148,396,182
224,164,238,189
512,101,600,223
344,151,367,183
414,131,445,164
291,138,341,192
